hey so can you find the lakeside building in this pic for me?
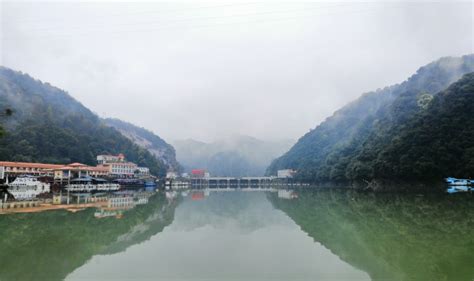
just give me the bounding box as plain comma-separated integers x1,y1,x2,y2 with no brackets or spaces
96,154,148,178
97,154,125,164
0,161,64,179
53,163,110,184
277,169,296,178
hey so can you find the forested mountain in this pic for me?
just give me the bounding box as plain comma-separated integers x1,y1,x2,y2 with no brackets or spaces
0,66,166,176
267,55,474,183
104,118,181,172
174,136,294,177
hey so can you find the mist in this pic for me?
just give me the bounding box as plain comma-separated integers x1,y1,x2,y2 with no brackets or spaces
1,1,472,142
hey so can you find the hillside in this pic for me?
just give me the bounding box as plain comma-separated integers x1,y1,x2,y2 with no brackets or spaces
174,136,294,177
0,66,166,176
267,55,474,183
104,118,181,172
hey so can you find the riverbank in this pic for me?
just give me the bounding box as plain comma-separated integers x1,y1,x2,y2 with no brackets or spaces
0,201,108,215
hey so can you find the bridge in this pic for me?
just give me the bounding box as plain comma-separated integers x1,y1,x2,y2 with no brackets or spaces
189,176,299,189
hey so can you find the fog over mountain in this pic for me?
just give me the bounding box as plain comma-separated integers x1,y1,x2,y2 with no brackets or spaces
174,135,294,176
1,1,471,142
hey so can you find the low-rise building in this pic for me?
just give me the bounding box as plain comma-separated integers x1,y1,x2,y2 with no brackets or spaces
0,161,64,179
137,167,150,177
97,154,125,164
53,163,111,183
277,169,296,178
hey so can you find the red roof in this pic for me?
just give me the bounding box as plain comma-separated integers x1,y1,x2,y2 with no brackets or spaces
191,169,205,175
0,161,63,169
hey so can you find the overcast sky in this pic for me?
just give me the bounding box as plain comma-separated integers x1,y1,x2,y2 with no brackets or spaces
1,1,472,142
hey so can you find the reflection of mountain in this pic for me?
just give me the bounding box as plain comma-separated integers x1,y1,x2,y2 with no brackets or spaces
270,190,474,281
0,193,179,281
174,192,289,233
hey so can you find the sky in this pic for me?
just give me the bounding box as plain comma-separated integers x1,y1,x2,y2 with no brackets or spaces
0,1,472,143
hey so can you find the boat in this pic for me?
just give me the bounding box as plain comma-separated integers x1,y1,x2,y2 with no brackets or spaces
7,175,50,200
66,177,120,192
447,186,472,193
445,177,473,186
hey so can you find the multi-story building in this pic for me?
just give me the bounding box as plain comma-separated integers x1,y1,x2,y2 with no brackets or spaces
277,169,296,178
97,153,125,165
0,161,64,179
137,167,150,177
100,162,138,177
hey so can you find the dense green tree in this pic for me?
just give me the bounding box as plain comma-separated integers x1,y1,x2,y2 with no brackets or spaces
267,55,474,185
0,67,166,176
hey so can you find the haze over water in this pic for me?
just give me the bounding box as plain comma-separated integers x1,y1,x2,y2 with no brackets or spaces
1,190,472,281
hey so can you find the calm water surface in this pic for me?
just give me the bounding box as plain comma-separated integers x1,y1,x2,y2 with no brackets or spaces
0,190,472,281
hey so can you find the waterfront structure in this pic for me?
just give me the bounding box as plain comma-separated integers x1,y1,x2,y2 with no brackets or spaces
7,176,51,200
165,180,190,190
96,154,142,177
0,161,63,178
97,154,125,164
65,177,120,192
136,167,150,177
99,162,138,177
53,163,110,184
191,169,206,178
277,169,296,178
166,171,178,179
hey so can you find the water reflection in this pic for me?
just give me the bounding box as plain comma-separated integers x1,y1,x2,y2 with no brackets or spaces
0,191,179,281
270,189,474,281
1,189,471,281
67,191,369,281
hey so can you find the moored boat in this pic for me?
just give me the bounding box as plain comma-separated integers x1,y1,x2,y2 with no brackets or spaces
445,177,473,186
8,175,50,200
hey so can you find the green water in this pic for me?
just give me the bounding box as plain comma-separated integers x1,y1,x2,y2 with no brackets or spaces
0,190,472,281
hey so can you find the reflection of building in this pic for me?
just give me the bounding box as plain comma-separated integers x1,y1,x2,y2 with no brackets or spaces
108,196,134,208
278,190,298,199
277,169,296,178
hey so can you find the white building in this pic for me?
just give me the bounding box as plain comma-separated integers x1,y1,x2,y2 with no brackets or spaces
137,167,150,176
166,171,178,179
97,154,125,164
277,169,296,178
103,162,138,177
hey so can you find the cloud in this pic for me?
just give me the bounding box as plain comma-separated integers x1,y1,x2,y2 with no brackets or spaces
1,1,472,142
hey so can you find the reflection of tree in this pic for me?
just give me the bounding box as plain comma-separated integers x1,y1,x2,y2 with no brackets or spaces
269,190,474,281
0,193,180,281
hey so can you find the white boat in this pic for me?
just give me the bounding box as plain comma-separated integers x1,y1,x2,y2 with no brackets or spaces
8,176,50,200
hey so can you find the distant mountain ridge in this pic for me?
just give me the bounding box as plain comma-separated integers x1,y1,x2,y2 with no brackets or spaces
0,66,170,176
104,118,181,172
174,135,294,177
267,55,474,185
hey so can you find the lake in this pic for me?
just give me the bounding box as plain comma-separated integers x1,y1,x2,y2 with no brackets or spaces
0,189,472,281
